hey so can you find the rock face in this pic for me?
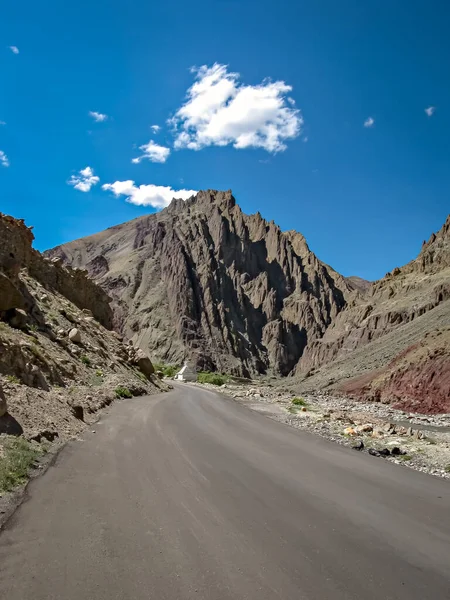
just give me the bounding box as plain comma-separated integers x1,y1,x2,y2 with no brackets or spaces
47,190,359,376
338,329,450,414
0,214,114,329
0,212,167,440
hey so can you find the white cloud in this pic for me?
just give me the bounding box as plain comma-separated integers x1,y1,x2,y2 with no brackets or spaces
68,166,100,192
425,106,436,117
88,111,108,122
170,63,302,153
132,140,170,164
9,46,19,54
150,124,161,133
102,180,197,209
0,151,10,167
0,121,6,126
364,117,375,128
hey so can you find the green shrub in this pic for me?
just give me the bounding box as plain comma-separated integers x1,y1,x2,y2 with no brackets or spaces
154,363,179,378
197,372,228,386
95,369,103,377
291,397,308,407
445,464,450,473
115,386,132,399
80,355,91,367
0,437,41,492
6,374,20,384
135,370,147,383
399,454,412,462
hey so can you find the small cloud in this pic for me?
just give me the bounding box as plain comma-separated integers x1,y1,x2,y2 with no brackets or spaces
132,140,170,164
88,111,108,122
364,117,375,128
170,63,303,153
303,136,308,143
68,166,100,192
0,121,6,126
424,106,436,117
9,46,19,54
0,151,10,167
150,124,161,133
102,180,197,209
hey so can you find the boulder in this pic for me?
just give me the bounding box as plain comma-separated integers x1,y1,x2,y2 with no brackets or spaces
71,405,84,421
391,447,406,456
0,384,7,417
133,348,155,379
69,328,82,343
378,448,391,457
354,423,373,434
344,426,357,436
8,308,29,329
352,440,364,451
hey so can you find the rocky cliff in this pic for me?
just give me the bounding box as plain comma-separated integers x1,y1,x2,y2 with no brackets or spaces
47,190,361,377
0,213,165,441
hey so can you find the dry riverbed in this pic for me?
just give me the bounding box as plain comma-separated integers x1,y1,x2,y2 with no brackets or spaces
193,381,450,480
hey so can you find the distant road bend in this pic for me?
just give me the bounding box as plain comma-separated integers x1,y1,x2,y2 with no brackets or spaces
0,385,449,600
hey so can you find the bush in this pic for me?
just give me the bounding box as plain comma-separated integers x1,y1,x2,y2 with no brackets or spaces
399,454,413,462
6,374,20,384
80,355,91,367
115,386,132,399
154,363,179,378
291,397,308,407
0,437,41,492
197,372,228,386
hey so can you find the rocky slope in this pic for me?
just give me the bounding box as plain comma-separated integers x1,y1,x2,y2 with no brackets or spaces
290,216,450,412
47,190,362,377
297,215,450,372
0,213,166,442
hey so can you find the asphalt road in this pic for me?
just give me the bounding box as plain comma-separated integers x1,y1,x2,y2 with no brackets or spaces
0,385,449,600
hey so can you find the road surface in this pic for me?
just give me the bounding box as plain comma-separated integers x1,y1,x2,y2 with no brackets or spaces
0,385,449,600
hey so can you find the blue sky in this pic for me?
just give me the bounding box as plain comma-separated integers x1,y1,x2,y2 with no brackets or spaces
1,0,449,280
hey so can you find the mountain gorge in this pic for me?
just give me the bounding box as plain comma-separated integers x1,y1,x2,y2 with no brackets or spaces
48,190,450,410
47,190,363,377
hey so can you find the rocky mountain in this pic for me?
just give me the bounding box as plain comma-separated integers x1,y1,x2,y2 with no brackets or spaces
47,191,449,411
294,215,450,412
0,213,166,441
47,190,362,377
298,215,450,372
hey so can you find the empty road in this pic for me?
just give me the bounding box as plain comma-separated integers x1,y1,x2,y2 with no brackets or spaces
0,385,449,600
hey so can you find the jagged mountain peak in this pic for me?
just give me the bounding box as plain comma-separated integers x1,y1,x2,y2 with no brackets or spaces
47,190,353,376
